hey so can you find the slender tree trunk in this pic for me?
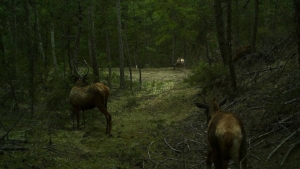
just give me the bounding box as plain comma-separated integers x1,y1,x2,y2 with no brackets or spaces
251,0,259,53
8,0,17,79
226,0,237,91
235,0,240,47
36,16,46,83
88,0,99,82
116,0,125,89
105,29,112,88
134,37,142,91
37,18,46,66
214,0,227,65
104,4,112,87
124,22,133,91
172,7,176,65
51,22,57,69
66,25,72,75
72,0,83,75
272,0,278,31
24,0,36,117
295,0,300,66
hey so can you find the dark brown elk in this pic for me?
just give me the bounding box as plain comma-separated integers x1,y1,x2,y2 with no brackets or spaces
173,57,185,70
69,61,111,135
233,45,251,62
194,97,247,169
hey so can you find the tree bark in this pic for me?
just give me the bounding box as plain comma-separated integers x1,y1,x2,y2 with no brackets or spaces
51,22,57,69
72,0,83,76
214,0,227,65
295,0,300,66
8,0,17,79
124,21,133,91
24,0,36,117
104,6,112,88
105,29,112,88
88,0,99,82
172,7,176,65
116,0,125,89
226,0,237,91
251,0,259,53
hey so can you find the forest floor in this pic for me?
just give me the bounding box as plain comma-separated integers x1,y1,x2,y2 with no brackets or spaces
1,65,300,169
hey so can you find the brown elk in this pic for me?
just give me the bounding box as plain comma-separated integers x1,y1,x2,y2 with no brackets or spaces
233,45,251,62
194,96,247,169
69,61,112,135
173,57,185,70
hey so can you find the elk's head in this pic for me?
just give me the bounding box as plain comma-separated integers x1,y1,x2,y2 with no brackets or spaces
193,94,227,124
75,60,89,87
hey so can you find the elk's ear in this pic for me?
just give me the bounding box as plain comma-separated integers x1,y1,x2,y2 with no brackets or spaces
211,102,220,112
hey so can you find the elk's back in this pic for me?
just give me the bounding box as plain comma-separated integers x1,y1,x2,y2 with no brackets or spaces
69,83,110,110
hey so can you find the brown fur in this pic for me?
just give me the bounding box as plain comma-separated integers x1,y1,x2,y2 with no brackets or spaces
194,99,247,169
233,45,251,62
69,79,112,135
173,57,185,70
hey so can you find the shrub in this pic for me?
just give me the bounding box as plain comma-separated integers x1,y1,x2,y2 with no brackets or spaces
186,61,229,92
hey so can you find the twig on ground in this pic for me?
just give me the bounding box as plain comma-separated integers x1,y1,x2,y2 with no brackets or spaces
164,137,181,153
245,66,280,75
248,139,264,151
267,128,300,160
280,139,300,166
284,97,300,105
249,154,261,161
148,141,155,160
250,114,298,142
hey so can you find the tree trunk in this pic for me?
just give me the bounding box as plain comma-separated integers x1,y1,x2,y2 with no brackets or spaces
66,25,72,75
24,0,35,117
8,0,17,79
226,0,237,91
124,22,133,91
251,0,259,53
88,0,99,82
295,0,300,66
105,28,112,88
37,18,46,67
172,7,176,65
51,22,57,69
214,0,227,65
72,0,83,76
234,0,240,47
116,0,125,89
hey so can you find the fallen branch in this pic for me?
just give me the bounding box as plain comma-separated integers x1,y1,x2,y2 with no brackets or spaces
164,137,181,153
245,66,281,75
281,139,300,166
248,139,264,151
249,154,261,161
147,141,154,160
250,114,298,142
284,97,300,105
267,128,300,160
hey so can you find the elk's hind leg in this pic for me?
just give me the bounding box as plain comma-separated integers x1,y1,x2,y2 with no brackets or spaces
97,106,112,136
206,150,213,169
